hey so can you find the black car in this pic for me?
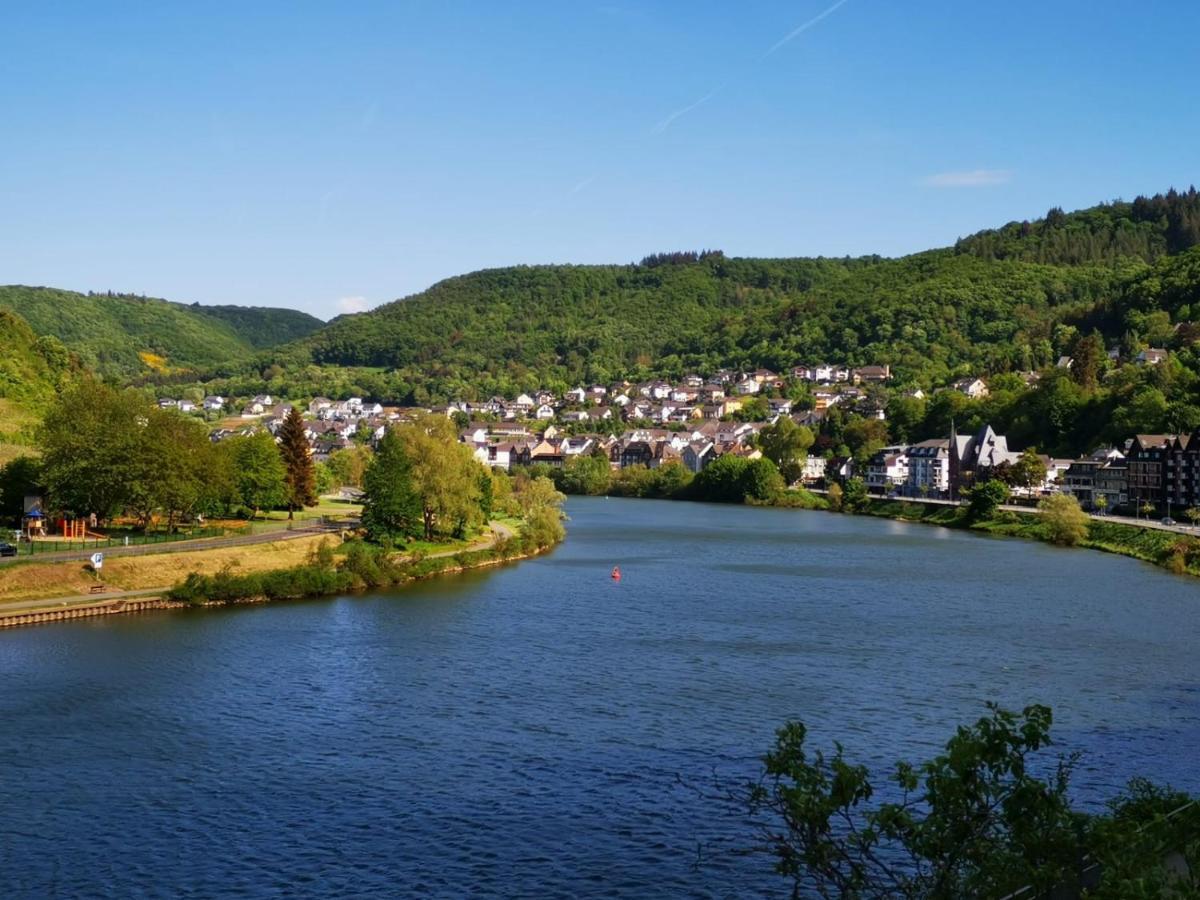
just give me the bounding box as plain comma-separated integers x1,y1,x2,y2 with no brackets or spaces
0,542,17,557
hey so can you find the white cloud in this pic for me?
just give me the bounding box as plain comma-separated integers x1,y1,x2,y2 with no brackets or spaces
920,169,1013,188
337,295,371,314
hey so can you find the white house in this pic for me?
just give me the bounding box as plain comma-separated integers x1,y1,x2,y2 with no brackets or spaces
802,455,828,483
865,445,909,493
560,436,594,456
953,378,989,399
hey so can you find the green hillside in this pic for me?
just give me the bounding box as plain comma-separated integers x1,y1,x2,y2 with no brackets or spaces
189,303,324,348
249,189,1198,404
0,286,321,377
273,250,1117,398
0,310,76,462
954,186,1200,265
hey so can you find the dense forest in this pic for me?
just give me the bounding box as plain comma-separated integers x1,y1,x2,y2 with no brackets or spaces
179,189,1183,405
955,186,1200,264
0,310,78,462
188,303,323,349
5,189,1200,457
0,286,321,377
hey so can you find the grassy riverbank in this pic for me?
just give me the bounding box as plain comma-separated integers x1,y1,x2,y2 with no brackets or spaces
0,534,336,607
843,497,1200,577
166,519,558,606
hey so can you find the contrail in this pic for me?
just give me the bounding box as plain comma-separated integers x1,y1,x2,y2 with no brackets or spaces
652,0,853,134
764,0,853,58
652,85,725,135
568,174,599,195
540,0,854,210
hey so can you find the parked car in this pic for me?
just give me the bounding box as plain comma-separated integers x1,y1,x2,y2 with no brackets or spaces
0,542,17,557
1161,517,1177,526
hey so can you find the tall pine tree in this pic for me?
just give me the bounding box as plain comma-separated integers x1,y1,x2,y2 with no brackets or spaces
277,407,316,520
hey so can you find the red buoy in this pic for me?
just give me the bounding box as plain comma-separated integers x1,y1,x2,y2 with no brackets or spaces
611,566,621,581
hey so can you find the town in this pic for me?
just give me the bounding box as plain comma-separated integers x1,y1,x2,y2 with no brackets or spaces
152,349,1195,522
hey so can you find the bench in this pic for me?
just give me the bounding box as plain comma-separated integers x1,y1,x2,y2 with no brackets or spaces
89,584,108,595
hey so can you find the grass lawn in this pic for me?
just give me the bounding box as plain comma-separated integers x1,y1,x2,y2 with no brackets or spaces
0,534,337,606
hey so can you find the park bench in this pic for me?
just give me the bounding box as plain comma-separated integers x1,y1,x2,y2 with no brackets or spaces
89,584,108,595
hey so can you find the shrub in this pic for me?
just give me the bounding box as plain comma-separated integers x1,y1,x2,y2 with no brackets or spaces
1039,493,1090,546
967,479,1010,521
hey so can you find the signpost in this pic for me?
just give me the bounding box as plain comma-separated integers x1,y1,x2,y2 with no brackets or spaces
90,552,104,571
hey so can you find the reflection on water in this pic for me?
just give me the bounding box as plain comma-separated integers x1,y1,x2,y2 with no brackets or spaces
0,497,1197,898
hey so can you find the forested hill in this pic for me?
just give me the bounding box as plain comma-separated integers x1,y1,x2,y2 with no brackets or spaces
188,304,323,348
954,187,1200,265
272,250,1176,399
0,286,318,377
0,310,78,461
249,188,1200,401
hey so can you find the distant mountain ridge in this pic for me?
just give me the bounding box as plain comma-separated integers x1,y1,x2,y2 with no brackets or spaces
954,187,1200,265
6,188,1200,403
247,188,1200,400
0,286,322,377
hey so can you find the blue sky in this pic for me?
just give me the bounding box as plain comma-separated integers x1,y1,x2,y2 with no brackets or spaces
1,1,1197,319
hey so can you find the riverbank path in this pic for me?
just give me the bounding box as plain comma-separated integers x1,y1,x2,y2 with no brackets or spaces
0,520,346,568
0,521,517,618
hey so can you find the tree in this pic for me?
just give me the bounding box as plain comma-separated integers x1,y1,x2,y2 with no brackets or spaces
558,454,612,495
729,397,767,421
691,454,783,503
968,479,1010,520
886,395,926,443
0,456,41,525
361,430,422,543
1094,493,1108,515
141,408,217,530
326,445,373,489
1040,493,1090,546
393,413,483,539
1071,330,1104,391
277,408,317,520
1008,448,1048,495
843,417,889,460
757,418,814,484
226,433,287,519
512,474,566,547
826,482,844,511
745,704,1194,898
743,458,785,502
841,476,869,512
38,380,150,522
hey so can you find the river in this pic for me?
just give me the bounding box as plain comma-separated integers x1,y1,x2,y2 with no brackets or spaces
1,497,1197,897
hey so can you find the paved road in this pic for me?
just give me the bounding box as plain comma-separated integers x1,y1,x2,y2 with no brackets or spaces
0,521,347,568
0,521,515,615
811,489,1200,535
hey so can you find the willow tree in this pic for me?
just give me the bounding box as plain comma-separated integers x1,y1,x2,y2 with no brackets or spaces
392,413,483,539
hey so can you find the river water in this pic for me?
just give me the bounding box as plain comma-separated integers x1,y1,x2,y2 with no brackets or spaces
1,498,1197,898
